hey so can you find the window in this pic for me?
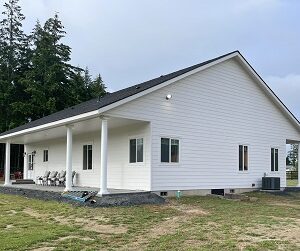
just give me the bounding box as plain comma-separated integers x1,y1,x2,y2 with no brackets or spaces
161,138,179,163
239,145,248,171
271,148,279,171
129,138,143,163
43,150,48,162
83,145,93,170
28,154,34,170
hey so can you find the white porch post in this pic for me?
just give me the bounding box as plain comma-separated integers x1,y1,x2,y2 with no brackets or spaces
65,125,73,191
98,117,109,196
298,143,300,187
4,141,11,186
23,145,28,179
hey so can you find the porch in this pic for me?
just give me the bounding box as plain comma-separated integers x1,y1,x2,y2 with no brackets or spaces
0,183,165,207
0,115,151,195
286,139,300,187
2,182,145,195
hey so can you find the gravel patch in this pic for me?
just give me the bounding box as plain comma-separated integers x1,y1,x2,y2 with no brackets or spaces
0,186,165,207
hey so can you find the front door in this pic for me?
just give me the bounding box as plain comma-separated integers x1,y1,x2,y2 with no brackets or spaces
27,154,35,179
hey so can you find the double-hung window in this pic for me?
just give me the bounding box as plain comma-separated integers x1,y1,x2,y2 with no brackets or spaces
83,144,93,170
129,138,144,163
271,148,279,172
43,150,48,162
161,138,179,163
239,145,248,171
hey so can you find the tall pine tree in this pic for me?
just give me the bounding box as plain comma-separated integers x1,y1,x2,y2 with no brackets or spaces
0,1,107,128
0,0,29,131
24,14,84,120
89,74,106,98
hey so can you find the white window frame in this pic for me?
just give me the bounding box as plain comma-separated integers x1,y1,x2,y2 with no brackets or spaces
270,147,279,172
160,137,180,164
43,149,48,162
129,136,145,164
28,154,34,170
83,143,93,170
238,144,249,172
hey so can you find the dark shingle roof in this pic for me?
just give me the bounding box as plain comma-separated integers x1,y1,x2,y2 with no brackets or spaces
0,51,239,137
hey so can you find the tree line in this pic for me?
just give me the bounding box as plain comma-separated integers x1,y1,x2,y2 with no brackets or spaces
0,0,107,172
0,0,106,133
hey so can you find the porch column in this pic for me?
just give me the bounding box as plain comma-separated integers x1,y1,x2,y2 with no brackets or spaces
23,145,28,179
65,125,73,191
298,143,300,187
4,141,11,186
98,117,109,196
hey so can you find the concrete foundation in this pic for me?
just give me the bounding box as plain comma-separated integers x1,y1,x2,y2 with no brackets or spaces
153,187,260,197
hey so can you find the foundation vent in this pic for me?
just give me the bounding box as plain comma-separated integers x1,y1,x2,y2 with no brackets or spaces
160,191,168,197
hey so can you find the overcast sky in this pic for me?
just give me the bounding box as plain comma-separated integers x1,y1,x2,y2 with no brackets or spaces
2,0,300,119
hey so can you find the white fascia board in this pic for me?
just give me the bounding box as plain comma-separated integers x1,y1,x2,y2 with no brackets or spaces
0,110,100,140
235,54,300,132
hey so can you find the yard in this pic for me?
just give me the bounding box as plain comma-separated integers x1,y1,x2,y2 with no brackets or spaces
0,191,299,251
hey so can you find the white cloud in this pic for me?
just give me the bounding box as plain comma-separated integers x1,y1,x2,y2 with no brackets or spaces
265,74,300,119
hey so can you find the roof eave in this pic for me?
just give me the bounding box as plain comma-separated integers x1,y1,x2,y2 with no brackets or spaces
1,50,299,140
0,110,101,142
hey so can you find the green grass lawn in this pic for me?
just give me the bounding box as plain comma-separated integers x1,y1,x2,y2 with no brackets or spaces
0,191,299,251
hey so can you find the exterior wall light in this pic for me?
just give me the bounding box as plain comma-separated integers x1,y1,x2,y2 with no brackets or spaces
166,94,172,100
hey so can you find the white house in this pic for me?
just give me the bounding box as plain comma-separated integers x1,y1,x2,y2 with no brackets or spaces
0,51,300,196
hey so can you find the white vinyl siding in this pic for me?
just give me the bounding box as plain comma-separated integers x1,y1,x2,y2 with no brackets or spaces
108,58,300,190
25,122,151,190
24,57,300,192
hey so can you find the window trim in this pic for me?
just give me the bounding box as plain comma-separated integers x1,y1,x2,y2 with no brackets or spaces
270,147,279,172
128,136,145,165
160,136,181,165
83,143,93,171
238,144,249,172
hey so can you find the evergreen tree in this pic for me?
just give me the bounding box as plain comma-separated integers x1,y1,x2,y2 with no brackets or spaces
89,74,106,98
0,1,107,130
24,14,83,120
0,0,29,131
83,67,92,89
0,0,26,83
68,67,88,104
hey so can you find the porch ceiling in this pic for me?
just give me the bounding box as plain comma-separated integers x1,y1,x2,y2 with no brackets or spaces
6,116,148,144
286,139,300,144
